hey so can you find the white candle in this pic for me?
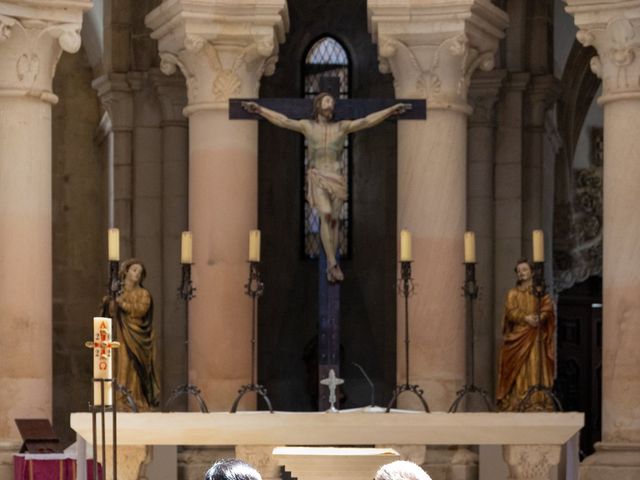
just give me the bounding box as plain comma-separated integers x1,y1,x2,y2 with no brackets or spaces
181,231,193,264
464,231,476,263
249,230,261,262
91,317,115,406
532,229,544,262
108,228,120,261
400,229,412,262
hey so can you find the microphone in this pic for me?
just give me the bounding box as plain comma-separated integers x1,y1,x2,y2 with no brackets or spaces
352,362,375,407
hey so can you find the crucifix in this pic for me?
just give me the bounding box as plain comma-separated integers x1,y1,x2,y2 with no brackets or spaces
230,84,425,410
320,369,344,412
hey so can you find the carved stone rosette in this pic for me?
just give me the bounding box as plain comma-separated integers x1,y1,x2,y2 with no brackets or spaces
145,0,289,115
367,0,509,112
0,0,91,104
502,444,562,480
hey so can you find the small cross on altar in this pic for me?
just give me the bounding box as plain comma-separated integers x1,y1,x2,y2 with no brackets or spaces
320,369,344,412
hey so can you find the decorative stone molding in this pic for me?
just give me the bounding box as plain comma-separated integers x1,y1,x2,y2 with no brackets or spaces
468,69,506,125
525,74,562,128
580,442,640,480
0,0,91,104
92,73,133,131
367,0,508,112
502,444,561,480
149,68,188,126
566,1,640,105
145,0,289,114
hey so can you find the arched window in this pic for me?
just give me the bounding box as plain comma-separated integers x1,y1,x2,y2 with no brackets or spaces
302,36,351,259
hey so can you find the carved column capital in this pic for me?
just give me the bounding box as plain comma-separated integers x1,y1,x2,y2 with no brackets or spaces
91,72,133,131
468,69,506,125
566,1,640,105
367,0,508,113
149,68,187,126
502,444,562,480
525,74,562,127
0,1,92,104
145,0,289,115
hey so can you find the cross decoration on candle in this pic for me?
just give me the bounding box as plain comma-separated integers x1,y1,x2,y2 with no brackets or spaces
85,317,120,406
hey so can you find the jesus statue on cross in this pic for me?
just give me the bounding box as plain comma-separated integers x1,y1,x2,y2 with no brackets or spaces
242,93,411,282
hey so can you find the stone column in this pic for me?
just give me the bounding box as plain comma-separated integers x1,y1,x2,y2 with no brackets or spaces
522,74,561,260
150,69,189,408
92,73,134,258
564,2,640,478
503,445,562,480
467,70,506,406
368,0,509,411
0,0,92,440
493,72,529,378
146,0,288,411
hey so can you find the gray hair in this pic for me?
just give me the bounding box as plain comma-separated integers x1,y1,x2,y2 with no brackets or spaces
204,459,262,480
375,461,432,480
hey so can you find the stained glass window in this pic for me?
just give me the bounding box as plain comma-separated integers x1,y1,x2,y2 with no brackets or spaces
303,36,350,258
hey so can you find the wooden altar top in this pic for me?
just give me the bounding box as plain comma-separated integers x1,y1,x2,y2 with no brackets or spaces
70,410,583,446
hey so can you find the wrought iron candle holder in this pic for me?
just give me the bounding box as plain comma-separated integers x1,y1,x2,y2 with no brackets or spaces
449,262,494,412
230,261,273,413
517,261,562,412
167,262,208,412
386,261,430,412
178,263,196,301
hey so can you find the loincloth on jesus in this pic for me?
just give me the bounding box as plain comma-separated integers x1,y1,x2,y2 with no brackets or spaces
306,168,348,208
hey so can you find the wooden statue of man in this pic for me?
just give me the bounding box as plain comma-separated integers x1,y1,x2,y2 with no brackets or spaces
242,93,411,282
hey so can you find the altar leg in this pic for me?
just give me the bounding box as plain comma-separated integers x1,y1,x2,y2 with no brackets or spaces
502,445,561,480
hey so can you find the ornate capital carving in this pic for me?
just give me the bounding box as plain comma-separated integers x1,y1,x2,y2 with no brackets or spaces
149,68,187,125
566,2,640,104
145,0,289,114
0,1,90,103
91,73,133,131
368,0,508,113
468,69,507,125
502,444,562,480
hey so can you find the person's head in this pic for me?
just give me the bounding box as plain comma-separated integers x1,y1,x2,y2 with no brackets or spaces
375,460,432,480
204,459,262,480
119,258,146,286
312,92,335,120
514,257,533,285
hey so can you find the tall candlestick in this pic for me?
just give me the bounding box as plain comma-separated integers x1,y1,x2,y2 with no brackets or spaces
532,229,544,262
249,230,261,262
108,228,120,261
400,229,412,262
181,231,193,264
464,231,476,264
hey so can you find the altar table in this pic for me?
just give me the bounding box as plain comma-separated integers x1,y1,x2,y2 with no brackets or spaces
70,411,583,480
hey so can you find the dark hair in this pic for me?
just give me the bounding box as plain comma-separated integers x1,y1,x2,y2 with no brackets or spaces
312,92,335,120
204,459,262,480
514,257,531,273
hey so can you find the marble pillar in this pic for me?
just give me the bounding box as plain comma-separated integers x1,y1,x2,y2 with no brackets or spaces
146,0,288,411
565,2,640,478
150,69,189,408
367,0,509,411
467,70,506,406
0,0,92,440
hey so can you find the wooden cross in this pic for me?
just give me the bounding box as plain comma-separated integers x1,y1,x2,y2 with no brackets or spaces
229,90,426,410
